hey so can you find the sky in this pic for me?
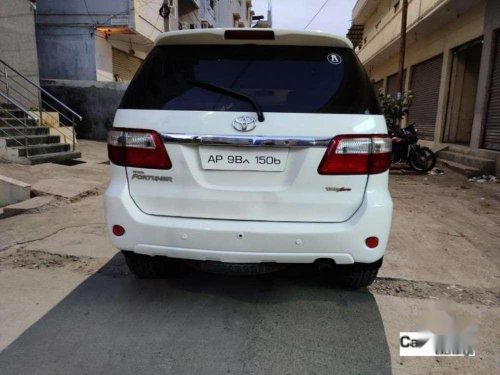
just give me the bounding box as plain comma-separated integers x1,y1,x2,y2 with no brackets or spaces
251,0,357,37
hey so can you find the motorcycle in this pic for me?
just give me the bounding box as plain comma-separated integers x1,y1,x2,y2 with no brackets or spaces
389,123,436,173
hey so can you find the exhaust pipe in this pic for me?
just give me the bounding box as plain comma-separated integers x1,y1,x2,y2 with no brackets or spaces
316,259,335,275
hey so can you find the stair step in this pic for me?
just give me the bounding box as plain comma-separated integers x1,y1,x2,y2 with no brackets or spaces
0,103,20,110
0,115,33,119
0,110,31,119
437,150,495,173
0,117,38,127
29,151,82,165
12,143,70,157
3,134,61,147
438,159,482,178
0,109,30,118
0,126,50,136
447,144,499,160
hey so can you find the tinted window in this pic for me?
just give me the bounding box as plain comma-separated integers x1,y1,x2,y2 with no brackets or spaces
120,45,380,114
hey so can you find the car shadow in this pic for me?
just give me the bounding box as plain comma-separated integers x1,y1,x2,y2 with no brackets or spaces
0,253,392,375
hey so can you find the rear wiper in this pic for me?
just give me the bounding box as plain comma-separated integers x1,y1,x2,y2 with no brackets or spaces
188,80,265,122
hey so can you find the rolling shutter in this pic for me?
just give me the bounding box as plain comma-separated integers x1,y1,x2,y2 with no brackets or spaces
386,71,406,97
372,79,383,95
483,31,500,150
112,48,142,82
408,55,443,140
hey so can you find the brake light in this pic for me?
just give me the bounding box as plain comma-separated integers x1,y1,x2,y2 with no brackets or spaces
224,30,275,40
318,134,391,175
107,128,171,169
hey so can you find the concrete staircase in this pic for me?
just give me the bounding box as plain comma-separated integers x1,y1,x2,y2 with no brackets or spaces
0,105,81,164
437,145,497,177
0,58,82,165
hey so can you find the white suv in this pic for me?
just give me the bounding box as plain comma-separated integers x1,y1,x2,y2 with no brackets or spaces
105,29,393,287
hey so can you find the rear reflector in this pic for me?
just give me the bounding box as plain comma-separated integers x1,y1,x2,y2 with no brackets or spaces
112,225,125,236
365,236,379,248
224,30,275,40
108,128,171,169
318,134,391,175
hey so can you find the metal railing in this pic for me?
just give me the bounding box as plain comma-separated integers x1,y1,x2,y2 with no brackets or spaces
0,58,82,152
0,91,39,158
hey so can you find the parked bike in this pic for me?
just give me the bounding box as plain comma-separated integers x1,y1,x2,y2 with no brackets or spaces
389,123,436,173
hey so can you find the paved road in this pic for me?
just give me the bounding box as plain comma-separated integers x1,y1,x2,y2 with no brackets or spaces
0,256,391,374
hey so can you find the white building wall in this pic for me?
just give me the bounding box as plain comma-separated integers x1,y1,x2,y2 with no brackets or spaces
216,0,252,28
199,0,217,27
133,0,166,39
179,12,201,29
95,34,114,81
169,1,181,31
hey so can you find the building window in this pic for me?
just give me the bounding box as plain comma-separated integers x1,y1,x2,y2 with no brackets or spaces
210,0,215,10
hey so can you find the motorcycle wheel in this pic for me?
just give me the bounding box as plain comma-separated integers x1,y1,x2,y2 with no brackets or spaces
391,152,401,164
409,147,436,173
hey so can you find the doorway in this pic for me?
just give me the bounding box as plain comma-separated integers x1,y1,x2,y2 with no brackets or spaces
443,39,482,145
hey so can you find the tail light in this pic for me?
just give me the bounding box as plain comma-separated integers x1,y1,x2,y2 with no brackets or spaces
318,134,391,175
107,128,171,169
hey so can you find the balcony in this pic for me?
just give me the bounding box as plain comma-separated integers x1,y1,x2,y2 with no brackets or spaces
352,0,379,24
355,0,481,64
179,0,201,17
200,0,216,26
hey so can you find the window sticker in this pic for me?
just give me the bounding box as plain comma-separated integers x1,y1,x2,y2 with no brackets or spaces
327,53,342,65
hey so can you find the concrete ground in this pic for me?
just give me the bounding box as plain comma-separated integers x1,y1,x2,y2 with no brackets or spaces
0,140,498,374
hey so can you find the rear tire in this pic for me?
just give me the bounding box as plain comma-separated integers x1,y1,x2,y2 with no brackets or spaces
333,267,379,288
323,259,382,288
409,146,436,173
122,251,176,278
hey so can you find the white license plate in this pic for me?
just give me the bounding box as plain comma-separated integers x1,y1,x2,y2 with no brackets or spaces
199,146,288,172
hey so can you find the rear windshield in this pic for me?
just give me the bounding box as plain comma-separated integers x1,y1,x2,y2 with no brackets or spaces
120,45,380,114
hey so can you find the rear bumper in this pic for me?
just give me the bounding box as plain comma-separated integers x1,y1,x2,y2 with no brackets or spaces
104,168,393,264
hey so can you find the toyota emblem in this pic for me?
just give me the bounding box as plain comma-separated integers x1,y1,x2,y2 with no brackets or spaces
232,116,257,132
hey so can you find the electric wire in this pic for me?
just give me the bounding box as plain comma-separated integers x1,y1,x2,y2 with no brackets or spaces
304,0,330,30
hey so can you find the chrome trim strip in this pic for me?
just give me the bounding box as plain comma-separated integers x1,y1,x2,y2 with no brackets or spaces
161,133,332,147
